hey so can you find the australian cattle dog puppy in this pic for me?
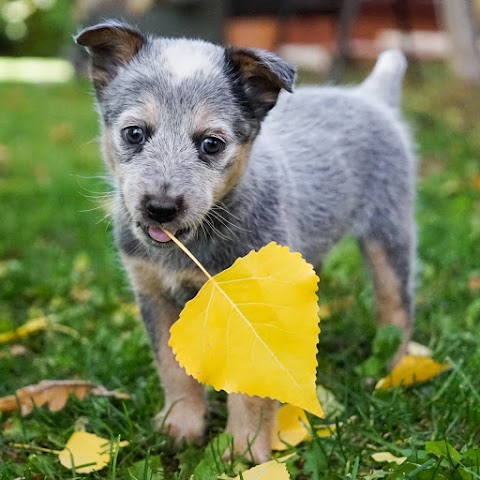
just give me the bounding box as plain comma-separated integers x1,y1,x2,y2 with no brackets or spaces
76,20,416,463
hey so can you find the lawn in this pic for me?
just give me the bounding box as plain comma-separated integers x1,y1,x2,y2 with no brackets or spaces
0,63,479,479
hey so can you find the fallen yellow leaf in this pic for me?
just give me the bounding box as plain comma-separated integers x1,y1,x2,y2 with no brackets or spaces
471,174,480,190
375,355,451,389
316,424,337,437
272,403,338,450
0,317,49,344
272,405,310,451
406,341,433,357
232,460,290,480
169,242,323,417
0,316,84,344
58,431,128,473
0,380,130,416
371,452,407,465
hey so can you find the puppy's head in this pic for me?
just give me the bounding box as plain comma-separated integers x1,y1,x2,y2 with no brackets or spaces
76,21,295,246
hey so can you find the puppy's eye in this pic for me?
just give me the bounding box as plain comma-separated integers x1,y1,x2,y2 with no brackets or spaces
123,126,146,145
201,137,225,155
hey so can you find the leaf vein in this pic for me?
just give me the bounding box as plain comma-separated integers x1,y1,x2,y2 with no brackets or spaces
212,282,301,390
216,276,296,286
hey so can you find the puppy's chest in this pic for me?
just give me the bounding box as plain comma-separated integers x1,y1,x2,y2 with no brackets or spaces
123,254,207,309
161,268,207,308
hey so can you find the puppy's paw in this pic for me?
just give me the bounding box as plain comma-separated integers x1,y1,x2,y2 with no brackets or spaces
224,394,276,464
154,402,206,444
223,438,271,464
224,426,271,464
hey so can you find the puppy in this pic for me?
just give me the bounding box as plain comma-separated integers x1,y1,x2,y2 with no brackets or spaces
75,20,416,463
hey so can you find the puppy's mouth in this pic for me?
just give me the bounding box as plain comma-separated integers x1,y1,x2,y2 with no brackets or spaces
147,225,177,243
140,223,190,246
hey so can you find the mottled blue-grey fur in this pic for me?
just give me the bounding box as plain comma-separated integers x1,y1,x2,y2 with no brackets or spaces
76,20,416,464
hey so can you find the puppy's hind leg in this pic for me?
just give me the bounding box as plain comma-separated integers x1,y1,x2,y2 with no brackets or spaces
359,228,416,366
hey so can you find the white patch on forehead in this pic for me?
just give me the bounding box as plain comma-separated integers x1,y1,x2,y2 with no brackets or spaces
162,40,221,83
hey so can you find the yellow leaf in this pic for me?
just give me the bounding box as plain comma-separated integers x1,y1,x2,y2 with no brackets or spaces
316,424,337,437
375,355,451,389
471,174,480,190
272,405,310,451
371,452,407,465
0,317,49,344
232,460,290,480
58,431,128,474
272,404,339,450
169,242,323,417
406,342,433,357
0,380,130,416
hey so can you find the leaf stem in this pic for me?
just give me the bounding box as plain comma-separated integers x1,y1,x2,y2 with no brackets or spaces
160,228,213,280
11,442,60,454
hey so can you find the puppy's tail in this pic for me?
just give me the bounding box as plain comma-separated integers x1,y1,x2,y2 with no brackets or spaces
360,50,407,109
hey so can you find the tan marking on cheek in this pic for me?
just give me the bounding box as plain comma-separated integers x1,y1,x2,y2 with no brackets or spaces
101,126,118,173
364,243,411,334
214,144,251,202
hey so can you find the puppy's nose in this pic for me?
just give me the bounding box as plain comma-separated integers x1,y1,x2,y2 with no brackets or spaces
145,196,183,223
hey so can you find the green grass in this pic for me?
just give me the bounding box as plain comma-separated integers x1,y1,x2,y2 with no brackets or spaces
0,64,479,479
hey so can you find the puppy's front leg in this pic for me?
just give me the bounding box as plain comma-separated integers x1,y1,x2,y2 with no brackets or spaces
138,292,207,443
225,394,276,464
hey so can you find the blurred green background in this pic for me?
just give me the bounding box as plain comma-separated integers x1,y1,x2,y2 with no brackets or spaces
0,0,72,57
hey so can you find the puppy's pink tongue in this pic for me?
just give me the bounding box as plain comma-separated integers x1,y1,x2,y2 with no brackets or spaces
148,226,176,243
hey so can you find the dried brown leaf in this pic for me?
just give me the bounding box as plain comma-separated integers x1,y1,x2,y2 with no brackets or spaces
0,380,130,416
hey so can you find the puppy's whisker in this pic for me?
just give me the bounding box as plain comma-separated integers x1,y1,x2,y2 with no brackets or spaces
210,210,247,234
78,204,110,214
207,209,238,237
214,202,245,223
210,204,251,233
207,210,242,240
97,209,115,226
203,214,231,242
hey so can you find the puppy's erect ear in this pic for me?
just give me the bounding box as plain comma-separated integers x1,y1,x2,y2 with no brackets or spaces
226,47,296,119
75,20,145,91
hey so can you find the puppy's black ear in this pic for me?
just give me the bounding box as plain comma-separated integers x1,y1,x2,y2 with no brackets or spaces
226,47,296,119
75,20,145,91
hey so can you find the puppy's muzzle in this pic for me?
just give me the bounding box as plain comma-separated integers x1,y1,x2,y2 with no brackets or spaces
145,195,183,224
